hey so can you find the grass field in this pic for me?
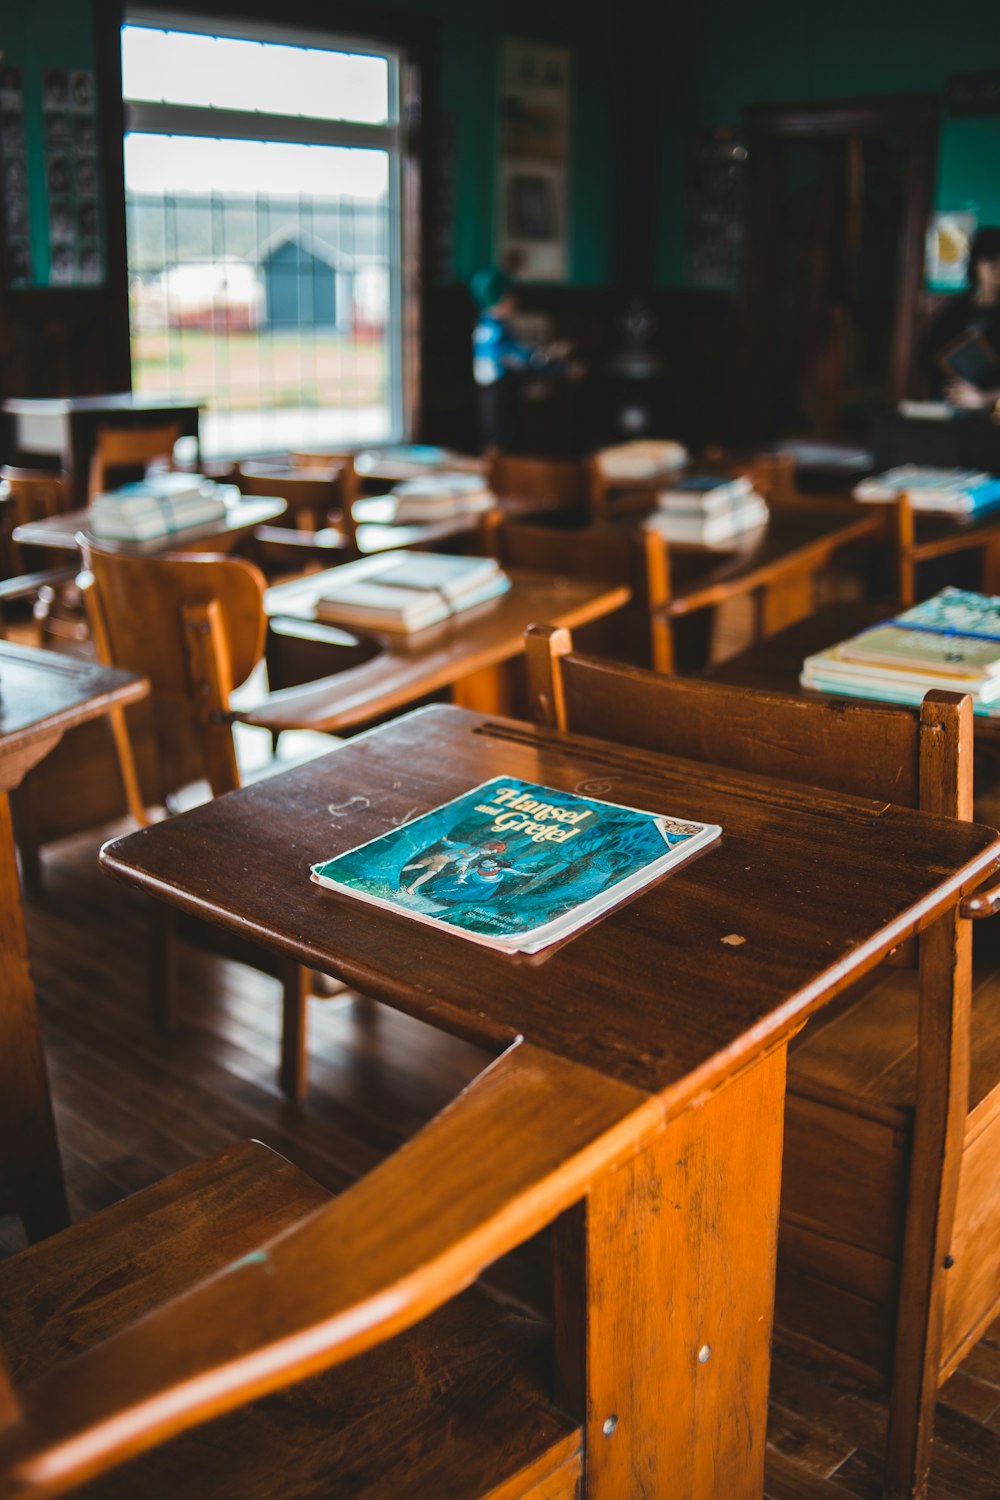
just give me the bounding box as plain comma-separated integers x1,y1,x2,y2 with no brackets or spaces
131,329,386,410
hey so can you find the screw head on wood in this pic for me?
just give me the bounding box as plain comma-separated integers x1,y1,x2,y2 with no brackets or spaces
698,1344,712,1363
602,1415,618,1436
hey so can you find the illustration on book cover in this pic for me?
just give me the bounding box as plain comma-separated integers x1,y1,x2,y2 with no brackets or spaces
312,776,720,952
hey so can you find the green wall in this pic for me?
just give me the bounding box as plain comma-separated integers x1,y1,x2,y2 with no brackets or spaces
2,0,97,286
657,0,1000,287
3,0,615,291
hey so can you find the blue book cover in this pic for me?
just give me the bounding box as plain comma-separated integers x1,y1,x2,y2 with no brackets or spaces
894,587,1000,641
311,776,721,953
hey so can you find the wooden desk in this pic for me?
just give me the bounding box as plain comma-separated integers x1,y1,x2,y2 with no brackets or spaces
99,704,1000,1498
262,561,630,731
11,493,286,557
3,395,203,510
0,644,147,1239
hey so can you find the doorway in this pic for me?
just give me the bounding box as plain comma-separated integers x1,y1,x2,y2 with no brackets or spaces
744,97,938,442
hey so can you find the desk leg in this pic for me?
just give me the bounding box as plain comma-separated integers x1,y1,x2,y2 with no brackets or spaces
555,1044,786,1500
0,791,69,1241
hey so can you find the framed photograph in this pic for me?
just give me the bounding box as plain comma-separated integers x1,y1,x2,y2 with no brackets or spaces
43,69,69,112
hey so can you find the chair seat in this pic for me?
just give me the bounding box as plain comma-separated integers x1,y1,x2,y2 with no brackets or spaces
1,1141,580,1500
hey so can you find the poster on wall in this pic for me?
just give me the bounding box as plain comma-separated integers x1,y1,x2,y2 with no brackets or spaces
0,65,33,287
497,39,570,282
925,210,978,292
43,65,104,287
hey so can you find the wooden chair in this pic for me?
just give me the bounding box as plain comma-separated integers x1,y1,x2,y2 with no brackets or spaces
87,422,183,502
524,624,1000,1500
646,493,894,675
584,438,689,521
485,449,587,511
81,541,365,1099
237,459,358,574
0,468,82,646
893,489,1000,606
0,1066,593,1500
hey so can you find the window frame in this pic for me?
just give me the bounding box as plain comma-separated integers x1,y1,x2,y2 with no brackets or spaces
121,7,411,451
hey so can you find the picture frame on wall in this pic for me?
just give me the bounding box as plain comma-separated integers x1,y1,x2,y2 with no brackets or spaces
497,39,570,282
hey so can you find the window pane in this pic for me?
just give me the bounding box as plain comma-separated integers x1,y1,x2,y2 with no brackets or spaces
121,26,390,125
125,134,395,455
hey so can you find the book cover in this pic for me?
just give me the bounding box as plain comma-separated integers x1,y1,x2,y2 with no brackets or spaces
893,587,1000,641
311,776,721,953
658,473,753,508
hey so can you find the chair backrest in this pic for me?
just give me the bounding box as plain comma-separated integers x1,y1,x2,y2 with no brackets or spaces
83,542,268,798
524,624,972,819
237,460,357,542
485,449,586,509
289,449,360,499
88,423,183,501
0,467,71,575
585,440,690,521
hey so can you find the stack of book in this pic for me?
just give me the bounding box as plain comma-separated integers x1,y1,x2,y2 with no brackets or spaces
391,472,497,523
313,551,510,633
89,473,228,543
646,474,769,546
800,587,1000,716
853,465,1000,516
596,439,689,482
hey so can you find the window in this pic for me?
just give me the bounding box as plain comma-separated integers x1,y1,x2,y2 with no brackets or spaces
121,17,405,456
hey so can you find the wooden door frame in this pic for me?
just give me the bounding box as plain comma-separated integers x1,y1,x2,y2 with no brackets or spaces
743,94,939,437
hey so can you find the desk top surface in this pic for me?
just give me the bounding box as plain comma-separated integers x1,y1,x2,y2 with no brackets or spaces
261,563,630,731
3,394,203,416
0,643,147,758
12,494,286,554
101,703,999,1113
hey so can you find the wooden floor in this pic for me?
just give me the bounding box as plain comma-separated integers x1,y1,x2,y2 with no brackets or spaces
4,813,1000,1500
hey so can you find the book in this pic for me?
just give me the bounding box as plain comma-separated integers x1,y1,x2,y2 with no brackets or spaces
311,775,721,953
657,473,755,513
894,585,1000,640
799,588,1000,713
356,445,449,475
391,471,497,522
93,471,209,504
596,439,689,482
853,466,1000,515
89,485,229,541
937,329,1000,389
312,550,510,632
646,492,769,545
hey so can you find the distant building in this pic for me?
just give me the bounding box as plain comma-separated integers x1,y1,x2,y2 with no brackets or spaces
130,258,261,331
261,232,350,332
